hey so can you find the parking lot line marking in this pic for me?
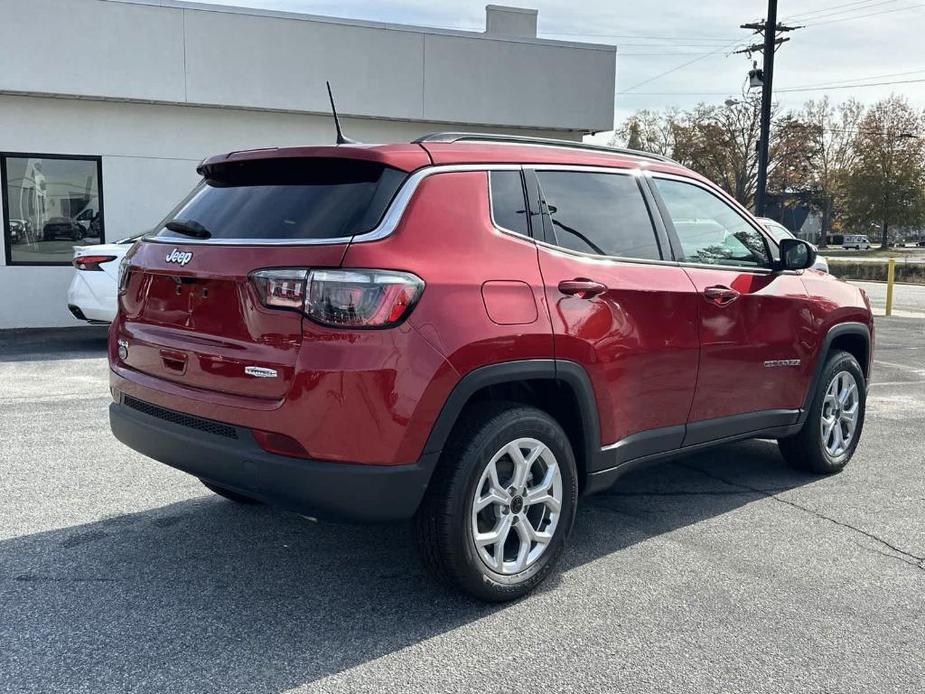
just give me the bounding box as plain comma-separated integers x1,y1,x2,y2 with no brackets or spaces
873,360,925,376
869,381,925,387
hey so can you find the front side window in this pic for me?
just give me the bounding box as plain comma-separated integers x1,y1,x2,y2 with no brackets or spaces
654,178,770,268
536,171,661,260
2,154,104,265
489,171,529,236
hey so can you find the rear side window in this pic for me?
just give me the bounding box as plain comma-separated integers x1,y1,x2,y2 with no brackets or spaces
653,178,771,268
156,158,407,241
489,171,529,236
535,171,661,260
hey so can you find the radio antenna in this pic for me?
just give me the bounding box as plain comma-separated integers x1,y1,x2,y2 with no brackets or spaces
326,81,359,145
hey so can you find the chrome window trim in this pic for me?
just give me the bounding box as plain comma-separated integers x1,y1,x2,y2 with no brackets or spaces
145,163,522,247
534,237,682,267
645,170,777,272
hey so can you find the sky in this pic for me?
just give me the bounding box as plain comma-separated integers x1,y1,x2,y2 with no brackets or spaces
188,0,925,140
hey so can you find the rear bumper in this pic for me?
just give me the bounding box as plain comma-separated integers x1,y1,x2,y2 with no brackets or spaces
109,399,438,522
67,272,117,323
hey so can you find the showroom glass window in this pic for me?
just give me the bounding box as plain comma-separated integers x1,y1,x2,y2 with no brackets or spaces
1,154,105,265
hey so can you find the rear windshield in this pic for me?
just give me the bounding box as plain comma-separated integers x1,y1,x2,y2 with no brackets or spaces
155,158,407,241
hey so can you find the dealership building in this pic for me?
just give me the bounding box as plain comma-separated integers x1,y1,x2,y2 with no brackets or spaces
0,0,615,329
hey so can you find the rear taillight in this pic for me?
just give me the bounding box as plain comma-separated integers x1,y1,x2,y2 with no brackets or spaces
250,268,424,329
250,269,309,310
73,255,117,271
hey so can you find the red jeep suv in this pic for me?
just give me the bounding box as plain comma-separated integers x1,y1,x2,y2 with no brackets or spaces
109,133,873,601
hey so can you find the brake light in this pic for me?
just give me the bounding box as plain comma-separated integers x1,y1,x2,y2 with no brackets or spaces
250,268,424,328
73,255,117,271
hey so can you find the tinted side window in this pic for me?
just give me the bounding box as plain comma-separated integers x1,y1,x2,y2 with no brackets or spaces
653,178,771,268
489,171,529,236
536,171,661,260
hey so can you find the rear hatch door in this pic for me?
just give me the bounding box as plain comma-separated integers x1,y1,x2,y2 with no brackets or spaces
118,155,411,400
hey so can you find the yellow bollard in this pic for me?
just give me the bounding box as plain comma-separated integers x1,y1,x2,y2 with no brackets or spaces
885,257,895,317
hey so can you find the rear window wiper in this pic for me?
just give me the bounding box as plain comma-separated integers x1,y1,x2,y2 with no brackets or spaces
165,219,211,239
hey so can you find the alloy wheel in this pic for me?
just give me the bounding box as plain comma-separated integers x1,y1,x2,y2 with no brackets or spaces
470,437,563,575
820,370,860,459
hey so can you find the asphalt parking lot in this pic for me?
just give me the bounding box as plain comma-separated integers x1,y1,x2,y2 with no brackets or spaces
1,317,923,693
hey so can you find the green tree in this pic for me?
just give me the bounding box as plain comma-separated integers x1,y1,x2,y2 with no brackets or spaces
843,95,925,248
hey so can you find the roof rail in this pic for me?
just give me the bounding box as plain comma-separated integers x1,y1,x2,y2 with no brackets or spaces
412,132,679,164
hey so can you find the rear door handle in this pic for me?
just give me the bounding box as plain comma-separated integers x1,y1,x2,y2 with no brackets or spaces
703,285,740,306
558,278,608,299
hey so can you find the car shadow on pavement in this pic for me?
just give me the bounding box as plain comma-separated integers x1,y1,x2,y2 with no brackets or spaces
0,439,814,693
0,327,109,363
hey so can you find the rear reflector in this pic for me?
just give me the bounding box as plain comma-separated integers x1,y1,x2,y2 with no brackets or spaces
252,429,310,458
73,255,117,271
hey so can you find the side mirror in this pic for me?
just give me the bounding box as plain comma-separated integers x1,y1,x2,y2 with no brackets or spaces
779,237,816,271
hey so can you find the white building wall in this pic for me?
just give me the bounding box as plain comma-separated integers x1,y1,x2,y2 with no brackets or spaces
0,0,615,132
0,94,577,329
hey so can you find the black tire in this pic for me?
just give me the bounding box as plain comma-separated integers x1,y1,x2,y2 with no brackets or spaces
200,479,261,504
414,402,578,602
778,350,866,474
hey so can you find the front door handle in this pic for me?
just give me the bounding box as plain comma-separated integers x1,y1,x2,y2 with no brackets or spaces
558,278,608,299
703,285,740,306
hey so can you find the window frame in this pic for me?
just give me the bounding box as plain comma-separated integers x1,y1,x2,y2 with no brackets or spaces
526,165,671,264
1,151,105,267
645,171,776,273
487,169,534,240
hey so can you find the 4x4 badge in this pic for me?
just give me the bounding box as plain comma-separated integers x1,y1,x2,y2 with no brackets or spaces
165,249,193,266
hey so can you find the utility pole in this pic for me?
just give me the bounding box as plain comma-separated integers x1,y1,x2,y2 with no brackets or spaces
738,1,801,217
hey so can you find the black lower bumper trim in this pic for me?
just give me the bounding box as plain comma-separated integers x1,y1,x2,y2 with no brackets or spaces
109,401,437,522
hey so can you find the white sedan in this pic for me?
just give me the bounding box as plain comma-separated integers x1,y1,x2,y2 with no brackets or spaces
758,218,830,273
66,235,141,323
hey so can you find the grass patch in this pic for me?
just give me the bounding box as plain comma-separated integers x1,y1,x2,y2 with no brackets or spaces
822,248,924,259
828,259,925,285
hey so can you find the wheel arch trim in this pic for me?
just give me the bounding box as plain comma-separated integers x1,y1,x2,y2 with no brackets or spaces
421,359,602,485
799,321,871,425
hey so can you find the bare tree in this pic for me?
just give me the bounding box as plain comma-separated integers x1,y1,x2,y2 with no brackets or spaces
612,96,809,209
609,109,680,157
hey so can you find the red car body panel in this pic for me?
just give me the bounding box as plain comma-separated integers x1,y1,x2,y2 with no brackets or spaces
109,140,874,521
681,268,814,421
534,246,700,445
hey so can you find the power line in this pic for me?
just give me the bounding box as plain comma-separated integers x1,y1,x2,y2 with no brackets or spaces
803,1,925,25
618,39,743,93
781,67,925,89
784,0,900,22
777,76,925,92
543,31,737,42
619,75,925,96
